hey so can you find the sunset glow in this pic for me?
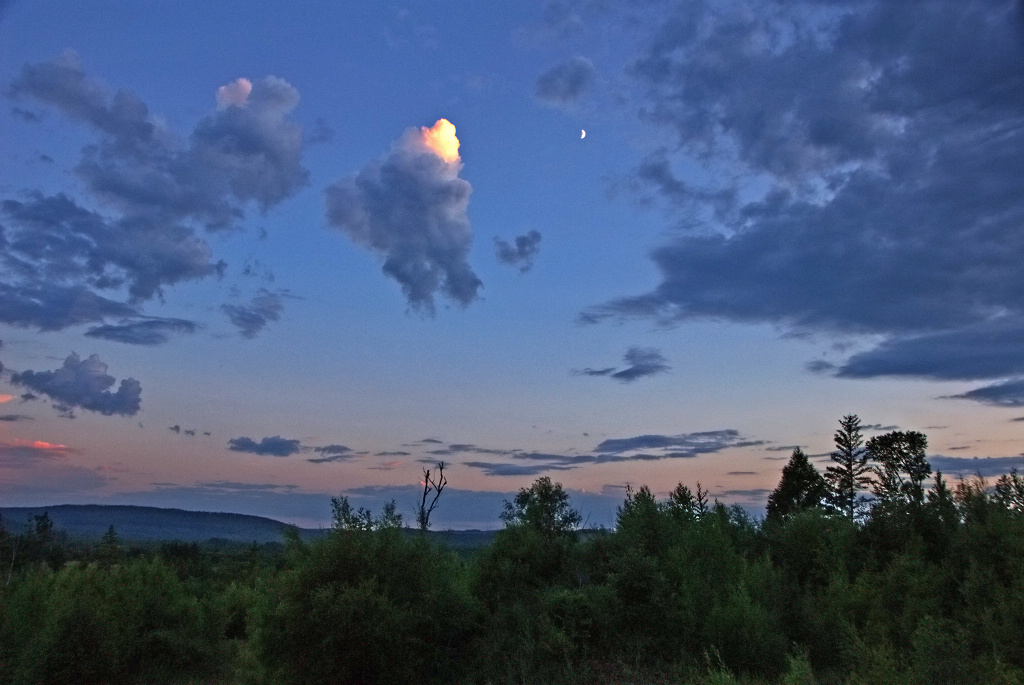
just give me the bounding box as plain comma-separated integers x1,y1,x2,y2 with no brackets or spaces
420,118,460,163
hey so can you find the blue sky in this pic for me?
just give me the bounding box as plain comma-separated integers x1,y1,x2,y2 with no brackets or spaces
1,0,1023,529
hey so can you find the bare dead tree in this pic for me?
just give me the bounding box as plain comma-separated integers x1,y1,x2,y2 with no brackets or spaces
416,462,447,532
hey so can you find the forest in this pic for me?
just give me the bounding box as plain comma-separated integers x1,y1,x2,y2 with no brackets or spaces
2,415,1023,684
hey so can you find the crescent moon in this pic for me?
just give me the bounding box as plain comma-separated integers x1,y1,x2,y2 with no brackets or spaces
580,129,586,139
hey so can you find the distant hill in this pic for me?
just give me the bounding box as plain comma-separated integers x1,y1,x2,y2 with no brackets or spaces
0,504,499,548
0,505,322,544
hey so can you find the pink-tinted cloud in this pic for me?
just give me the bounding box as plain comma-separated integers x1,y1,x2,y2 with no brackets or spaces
216,77,252,109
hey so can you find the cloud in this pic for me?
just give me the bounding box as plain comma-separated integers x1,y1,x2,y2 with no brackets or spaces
535,56,595,105
0,282,138,332
462,461,577,477
84,317,199,345
0,438,76,467
227,435,303,457
221,289,285,338
307,444,355,464
575,346,670,383
10,352,141,417
929,455,1024,478
324,119,481,314
0,414,32,422
494,230,542,272
216,77,252,109
577,1,1024,389
943,379,1024,407
457,429,761,476
2,55,307,333
594,429,760,456
169,425,180,433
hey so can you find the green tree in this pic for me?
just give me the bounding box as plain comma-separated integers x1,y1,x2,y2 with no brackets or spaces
866,430,930,507
824,415,872,520
500,476,581,536
766,447,828,521
331,496,403,531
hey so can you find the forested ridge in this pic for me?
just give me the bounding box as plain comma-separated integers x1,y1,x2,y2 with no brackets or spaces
2,416,1023,684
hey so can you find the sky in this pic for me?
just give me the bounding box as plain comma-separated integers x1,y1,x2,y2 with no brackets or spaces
2,0,1024,529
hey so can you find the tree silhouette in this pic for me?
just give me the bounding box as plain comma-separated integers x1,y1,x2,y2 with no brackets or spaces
766,447,828,521
824,415,872,520
416,462,447,532
500,476,581,536
866,430,930,507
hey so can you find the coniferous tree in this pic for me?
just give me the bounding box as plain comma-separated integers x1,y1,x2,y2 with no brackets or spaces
824,415,872,520
766,447,828,521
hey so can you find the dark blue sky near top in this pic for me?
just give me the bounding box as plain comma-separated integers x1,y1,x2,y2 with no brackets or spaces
1,0,1023,528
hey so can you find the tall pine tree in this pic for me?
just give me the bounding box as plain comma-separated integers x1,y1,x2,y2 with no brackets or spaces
824,415,872,520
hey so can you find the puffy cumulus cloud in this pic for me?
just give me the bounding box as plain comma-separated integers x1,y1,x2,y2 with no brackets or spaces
574,346,670,383
2,55,306,334
535,56,595,105
221,289,285,338
324,119,481,314
216,77,252,109
577,1,1024,390
227,435,302,457
84,317,199,345
494,230,542,272
10,353,141,417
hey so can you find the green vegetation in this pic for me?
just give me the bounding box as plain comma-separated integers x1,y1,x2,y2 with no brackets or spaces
3,416,1024,684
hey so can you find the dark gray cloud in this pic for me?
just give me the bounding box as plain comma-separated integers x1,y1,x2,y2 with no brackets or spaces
169,425,180,433
575,346,670,383
462,461,577,477
594,429,759,456
535,56,595,105
9,57,307,229
227,435,302,457
830,319,1024,380
2,55,305,333
494,230,542,272
307,444,354,464
0,414,32,422
221,289,284,338
0,282,138,331
84,317,199,345
10,352,141,417
324,122,481,314
457,429,761,476
576,1,1024,389
943,379,1024,407
929,455,1024,478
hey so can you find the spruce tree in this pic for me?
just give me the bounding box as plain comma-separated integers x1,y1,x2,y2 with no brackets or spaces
824,415,872,520
766,447,828,521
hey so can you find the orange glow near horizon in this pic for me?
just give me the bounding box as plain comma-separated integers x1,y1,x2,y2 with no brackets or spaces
420,118,460,163
2,438,71,453
0,394,12,403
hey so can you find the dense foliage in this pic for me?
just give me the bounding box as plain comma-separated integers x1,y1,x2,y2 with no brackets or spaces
3,417,1024,684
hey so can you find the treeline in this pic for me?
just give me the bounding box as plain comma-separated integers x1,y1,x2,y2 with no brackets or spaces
2,415,1024,684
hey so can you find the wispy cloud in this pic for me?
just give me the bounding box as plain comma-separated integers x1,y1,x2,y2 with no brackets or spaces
574,346,670,383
